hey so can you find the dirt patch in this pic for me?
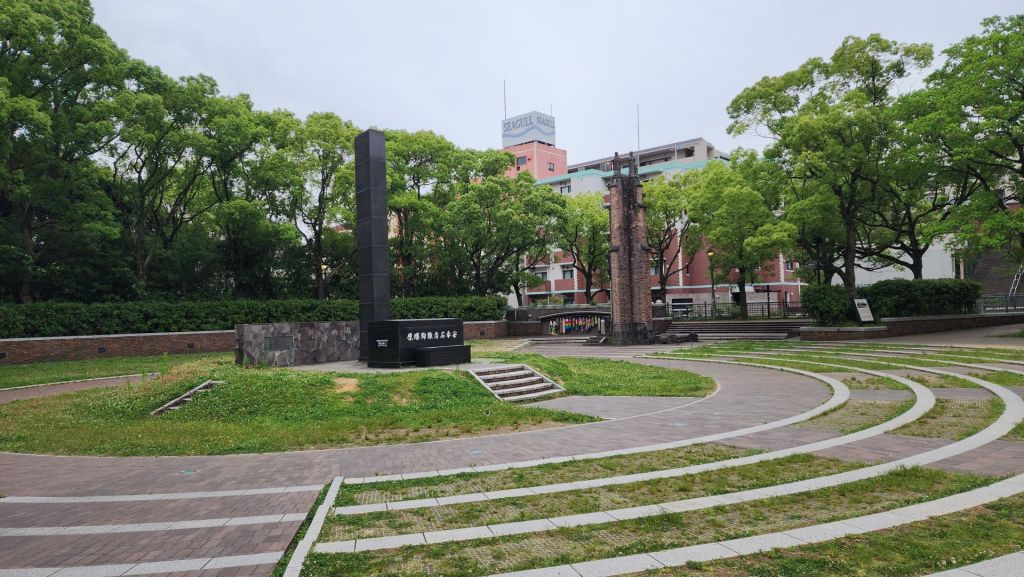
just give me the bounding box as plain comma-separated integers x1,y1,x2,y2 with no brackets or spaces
333,378,360,394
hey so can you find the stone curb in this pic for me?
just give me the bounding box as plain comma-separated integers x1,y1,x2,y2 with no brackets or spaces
282,476,342,577
334,362,918,516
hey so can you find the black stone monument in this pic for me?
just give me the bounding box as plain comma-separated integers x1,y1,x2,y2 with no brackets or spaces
354,129,471,367
355,129,391,361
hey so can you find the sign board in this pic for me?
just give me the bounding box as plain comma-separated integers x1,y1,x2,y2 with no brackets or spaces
367,318,464,368
853,298,874,323
502,111,556,148
754,285,771,293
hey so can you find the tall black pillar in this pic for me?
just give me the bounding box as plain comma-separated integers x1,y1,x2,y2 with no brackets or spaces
355,129,391,360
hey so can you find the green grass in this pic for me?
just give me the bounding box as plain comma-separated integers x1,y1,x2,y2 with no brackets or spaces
978,371,1024,387
0,357,596,456
894,399,1004,441
323,454,861,541
302,467,994,577
842,376,907,390
487,353,716,397
337,443,758,506
794,400,914,434
642,494,1024,577
908,374,981,389
0,352,231,389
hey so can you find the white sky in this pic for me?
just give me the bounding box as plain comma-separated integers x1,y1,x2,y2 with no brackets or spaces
92,0,1022,164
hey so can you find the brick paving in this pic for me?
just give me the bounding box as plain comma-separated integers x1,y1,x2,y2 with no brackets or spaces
1,340,1021,576
0,344,830,576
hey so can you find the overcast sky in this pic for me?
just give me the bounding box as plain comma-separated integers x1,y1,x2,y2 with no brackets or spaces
92,0,1021,164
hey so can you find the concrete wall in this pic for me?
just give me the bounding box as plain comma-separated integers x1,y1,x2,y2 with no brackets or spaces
0,331,235,366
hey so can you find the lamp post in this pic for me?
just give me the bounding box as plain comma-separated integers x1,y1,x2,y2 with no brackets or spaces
707,250,717,319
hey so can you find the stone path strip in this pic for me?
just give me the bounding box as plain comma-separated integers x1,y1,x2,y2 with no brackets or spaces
283,477,341,577
0,551,285,577
924,551,1024,577
0,484,323,504
0,512,307,536
333,362,920,515
341,361,848,485
316,360,1020,554
484,473,1024,577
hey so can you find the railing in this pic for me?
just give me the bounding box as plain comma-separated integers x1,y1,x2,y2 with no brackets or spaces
672,301,804,320
979,295,1024,313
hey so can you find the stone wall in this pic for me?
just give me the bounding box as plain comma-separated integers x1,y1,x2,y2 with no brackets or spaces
0,331,235,366
508,321,543,337
800,312,1024,341
235,321,359,366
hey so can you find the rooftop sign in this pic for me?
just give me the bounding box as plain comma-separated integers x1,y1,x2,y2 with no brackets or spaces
502,111,556,148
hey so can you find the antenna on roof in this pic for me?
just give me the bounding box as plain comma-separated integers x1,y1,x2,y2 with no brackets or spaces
503,79,508,119
636,104,640,150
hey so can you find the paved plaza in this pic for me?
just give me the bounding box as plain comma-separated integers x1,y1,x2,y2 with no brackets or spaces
1,328,1024,576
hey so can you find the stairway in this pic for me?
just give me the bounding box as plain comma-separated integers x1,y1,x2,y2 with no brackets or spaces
969,250,1022,296
664,319,812,341
469,364,563,402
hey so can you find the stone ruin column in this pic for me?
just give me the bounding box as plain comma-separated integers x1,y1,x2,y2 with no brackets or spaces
606,152,654,345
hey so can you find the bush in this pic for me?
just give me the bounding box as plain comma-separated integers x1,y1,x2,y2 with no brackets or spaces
857,279,982,319
802,285,851,326
0,296,507,338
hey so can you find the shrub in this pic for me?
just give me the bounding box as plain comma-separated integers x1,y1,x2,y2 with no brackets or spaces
802,285,851,326
0,296,507,338
857,279,982,319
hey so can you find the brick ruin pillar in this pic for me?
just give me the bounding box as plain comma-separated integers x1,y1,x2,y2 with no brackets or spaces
606,152,654,345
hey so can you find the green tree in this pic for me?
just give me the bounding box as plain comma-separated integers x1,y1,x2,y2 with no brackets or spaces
443,172,563,296
0,0,134,302
553,192,609,302
289,112,358,299
644,175,700,302
680,158,795,318
728,34,932,297
912,15,1024,255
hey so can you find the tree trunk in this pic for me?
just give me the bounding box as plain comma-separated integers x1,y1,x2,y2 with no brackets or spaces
844,215,858,298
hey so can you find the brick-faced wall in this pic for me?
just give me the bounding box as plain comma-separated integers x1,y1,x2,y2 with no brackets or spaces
0,331,235,366
801,312,1024,341
464,320,508,339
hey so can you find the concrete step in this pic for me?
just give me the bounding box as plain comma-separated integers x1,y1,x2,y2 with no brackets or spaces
495,382,558,398
474,365,526,377
501,387,562,402
479,370,535,383
488,376,546,391
468,365,563,402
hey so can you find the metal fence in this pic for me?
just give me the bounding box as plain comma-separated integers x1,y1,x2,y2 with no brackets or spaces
672,301,804,320
979,295,1024,313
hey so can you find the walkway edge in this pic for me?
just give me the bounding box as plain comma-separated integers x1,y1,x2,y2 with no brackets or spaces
283,476,342,577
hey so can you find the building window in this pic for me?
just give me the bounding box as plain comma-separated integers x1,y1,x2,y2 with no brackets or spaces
537,271,547,281
516,156,527,166
562,268,574,280
559,185,572,194
785,260,795,271
561,293,574,305
650,264,661,276
547,162,555,171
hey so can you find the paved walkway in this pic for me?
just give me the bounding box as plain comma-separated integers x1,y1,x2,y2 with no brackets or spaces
0,346,830,576
863,323,1024,346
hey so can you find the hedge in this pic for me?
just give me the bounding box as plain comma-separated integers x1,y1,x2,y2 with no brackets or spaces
0,296,508,338
802,285,851,326
856,279,982,319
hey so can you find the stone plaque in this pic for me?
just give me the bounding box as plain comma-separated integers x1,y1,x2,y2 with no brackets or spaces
262,335,295,352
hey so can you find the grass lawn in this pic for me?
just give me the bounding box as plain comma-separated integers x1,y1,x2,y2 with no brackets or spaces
794,400,914,434
304,467,993,577
0,352,231,389
337,443,758,506
0,357,596,456
894,399,1004,441
645,494,1024,577
466,338,527,356
842,376,907,390
323,454,861,541
488,353,716,397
